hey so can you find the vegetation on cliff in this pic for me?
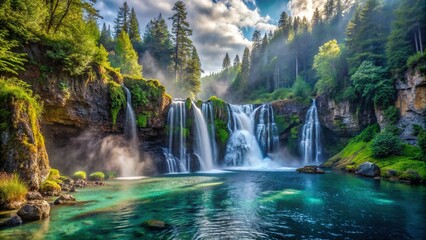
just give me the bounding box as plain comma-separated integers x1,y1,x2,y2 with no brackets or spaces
0,172,28,206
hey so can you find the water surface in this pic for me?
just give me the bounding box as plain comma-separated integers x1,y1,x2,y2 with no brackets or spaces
1,170,425,239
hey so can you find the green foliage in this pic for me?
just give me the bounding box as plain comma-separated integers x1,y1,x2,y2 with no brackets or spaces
407,53,426,75
399,169,421,183
41,180,61,193
208,96,225,108
109,82,126,125
110,31,142,77
313,39,341,94
0,30,27,75
417,128,426,161
383,106,400,124
182,47,201,98
372,131,403,158
89,172,105,181
47,168,61,182
58,81,71,101
214,119,229,144
106,171,117,180
292,76,312,99
73,171,87,180
0,173,28,204
353,124,380,142
137,114,148,128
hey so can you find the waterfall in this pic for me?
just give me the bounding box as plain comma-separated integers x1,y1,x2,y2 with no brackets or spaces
202,102,217,165
224,104,264,167
255,104,279,156
120,86,141,176
300,99,322,165
163,100,187,173
193,102,215,171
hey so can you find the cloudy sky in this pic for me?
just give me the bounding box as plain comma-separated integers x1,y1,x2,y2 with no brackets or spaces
96,0,321,74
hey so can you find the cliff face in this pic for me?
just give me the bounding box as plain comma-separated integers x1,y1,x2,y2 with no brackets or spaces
316,95,375,137
0,82,49,190
395,69,426,143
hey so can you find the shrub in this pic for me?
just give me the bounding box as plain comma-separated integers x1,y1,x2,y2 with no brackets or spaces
106,171,117,180
137,114,148,128
0,172,28,204
40,180,61,195
89,172,105,181
417,129,426,161
354,124,380,142
384,106,400,124
109,82,126,125
372,132,403,158
47,168,61,182
72,171,87,180
399,170,421,183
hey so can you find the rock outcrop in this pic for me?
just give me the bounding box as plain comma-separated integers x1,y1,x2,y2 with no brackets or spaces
0,80,50,190
355,162,380,178
296,165,325,174
16,200,50,222
54,194,76,205
395,69,426,143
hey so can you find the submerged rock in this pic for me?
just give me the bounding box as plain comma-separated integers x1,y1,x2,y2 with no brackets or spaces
143,219,166,229
296,166,325,174
0,215,23,227
17,200,50,222
54,194,76,205
355,162,380,178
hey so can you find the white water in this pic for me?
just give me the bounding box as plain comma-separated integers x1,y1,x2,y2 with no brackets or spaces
193,102,215,171
300,99,322,165
163,100,187,173
224,104,265,167
121,86,142,176
256,104,279,156
202,102,218,165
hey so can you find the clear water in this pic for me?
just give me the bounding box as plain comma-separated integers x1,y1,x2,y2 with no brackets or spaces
1,171,425,239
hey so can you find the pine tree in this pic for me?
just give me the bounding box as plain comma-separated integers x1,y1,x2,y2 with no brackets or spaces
114,1,130,38
324,0,335,23
128,7,142,48
233,54,240,67
311,8,322,27
183,46,201,98
170,1,193,83
277,11,292,40
222,53,231,69
111,31,142,77
240,47,250,87
99,23,114,50
143,14,173,72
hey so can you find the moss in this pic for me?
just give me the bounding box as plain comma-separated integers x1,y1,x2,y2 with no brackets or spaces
185,98,192,110
290,126,299,139
0,173,28,204
399,170,421,183
353,124,380,142
40,180,61,193
325,138,426,181
89,172,105,181
137,114,148,128
73,171,87,180
208,96,225,108
109,82,126,125
47,168,61,182
214,119,229,144
58,81,71,101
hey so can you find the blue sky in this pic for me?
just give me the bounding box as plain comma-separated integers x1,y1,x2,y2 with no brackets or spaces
95,0,309,74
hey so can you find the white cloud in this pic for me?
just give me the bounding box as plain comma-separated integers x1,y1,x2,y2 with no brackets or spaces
287,0,327,20
96,0,277,75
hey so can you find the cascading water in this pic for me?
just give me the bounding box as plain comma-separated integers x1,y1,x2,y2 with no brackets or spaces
224,104,264,167
300,99,322,165
192,103,215,171
202,102,217,165
163,100,187,173
255,104,279,156
120,86,142,176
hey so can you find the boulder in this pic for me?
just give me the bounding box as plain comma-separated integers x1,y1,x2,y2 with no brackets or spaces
54,194,76,205
296,166,325,174
26,191,43,200
0,200,26,210
355,162,380,177
0,216,23,227
17,200,50,222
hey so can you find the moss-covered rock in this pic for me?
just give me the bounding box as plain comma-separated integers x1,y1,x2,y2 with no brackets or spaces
72,171,87,180
89,172,105,181
40,180,61,196
0,78,49,190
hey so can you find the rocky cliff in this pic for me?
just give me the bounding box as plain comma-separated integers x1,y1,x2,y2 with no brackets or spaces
0,79,49,190
395,69,426,143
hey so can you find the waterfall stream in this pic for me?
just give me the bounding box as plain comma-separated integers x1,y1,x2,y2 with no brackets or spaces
300,99,322,165
193,103,215,171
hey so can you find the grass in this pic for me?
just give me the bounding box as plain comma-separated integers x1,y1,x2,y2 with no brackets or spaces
73,171,87,180
324,138,426,180
40,180,61,193
0,172,28,203
89,172,105,181
47,168,61,182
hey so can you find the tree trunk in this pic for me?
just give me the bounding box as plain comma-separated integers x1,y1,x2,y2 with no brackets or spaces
418,24,423,54
415,32,419,53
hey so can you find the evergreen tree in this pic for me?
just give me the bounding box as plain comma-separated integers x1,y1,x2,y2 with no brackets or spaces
233,54,240,67
386,0,426,75
114,1,130,37
277,11,292,40
311,8,322,27
143,14,173,73
183,46,201,98
128,7,142,48
222,53,231,69
170,1,193,83
313,40,341,94
240,47,251,87
110,31,142,77
99,23,114,50
324,0,335,23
